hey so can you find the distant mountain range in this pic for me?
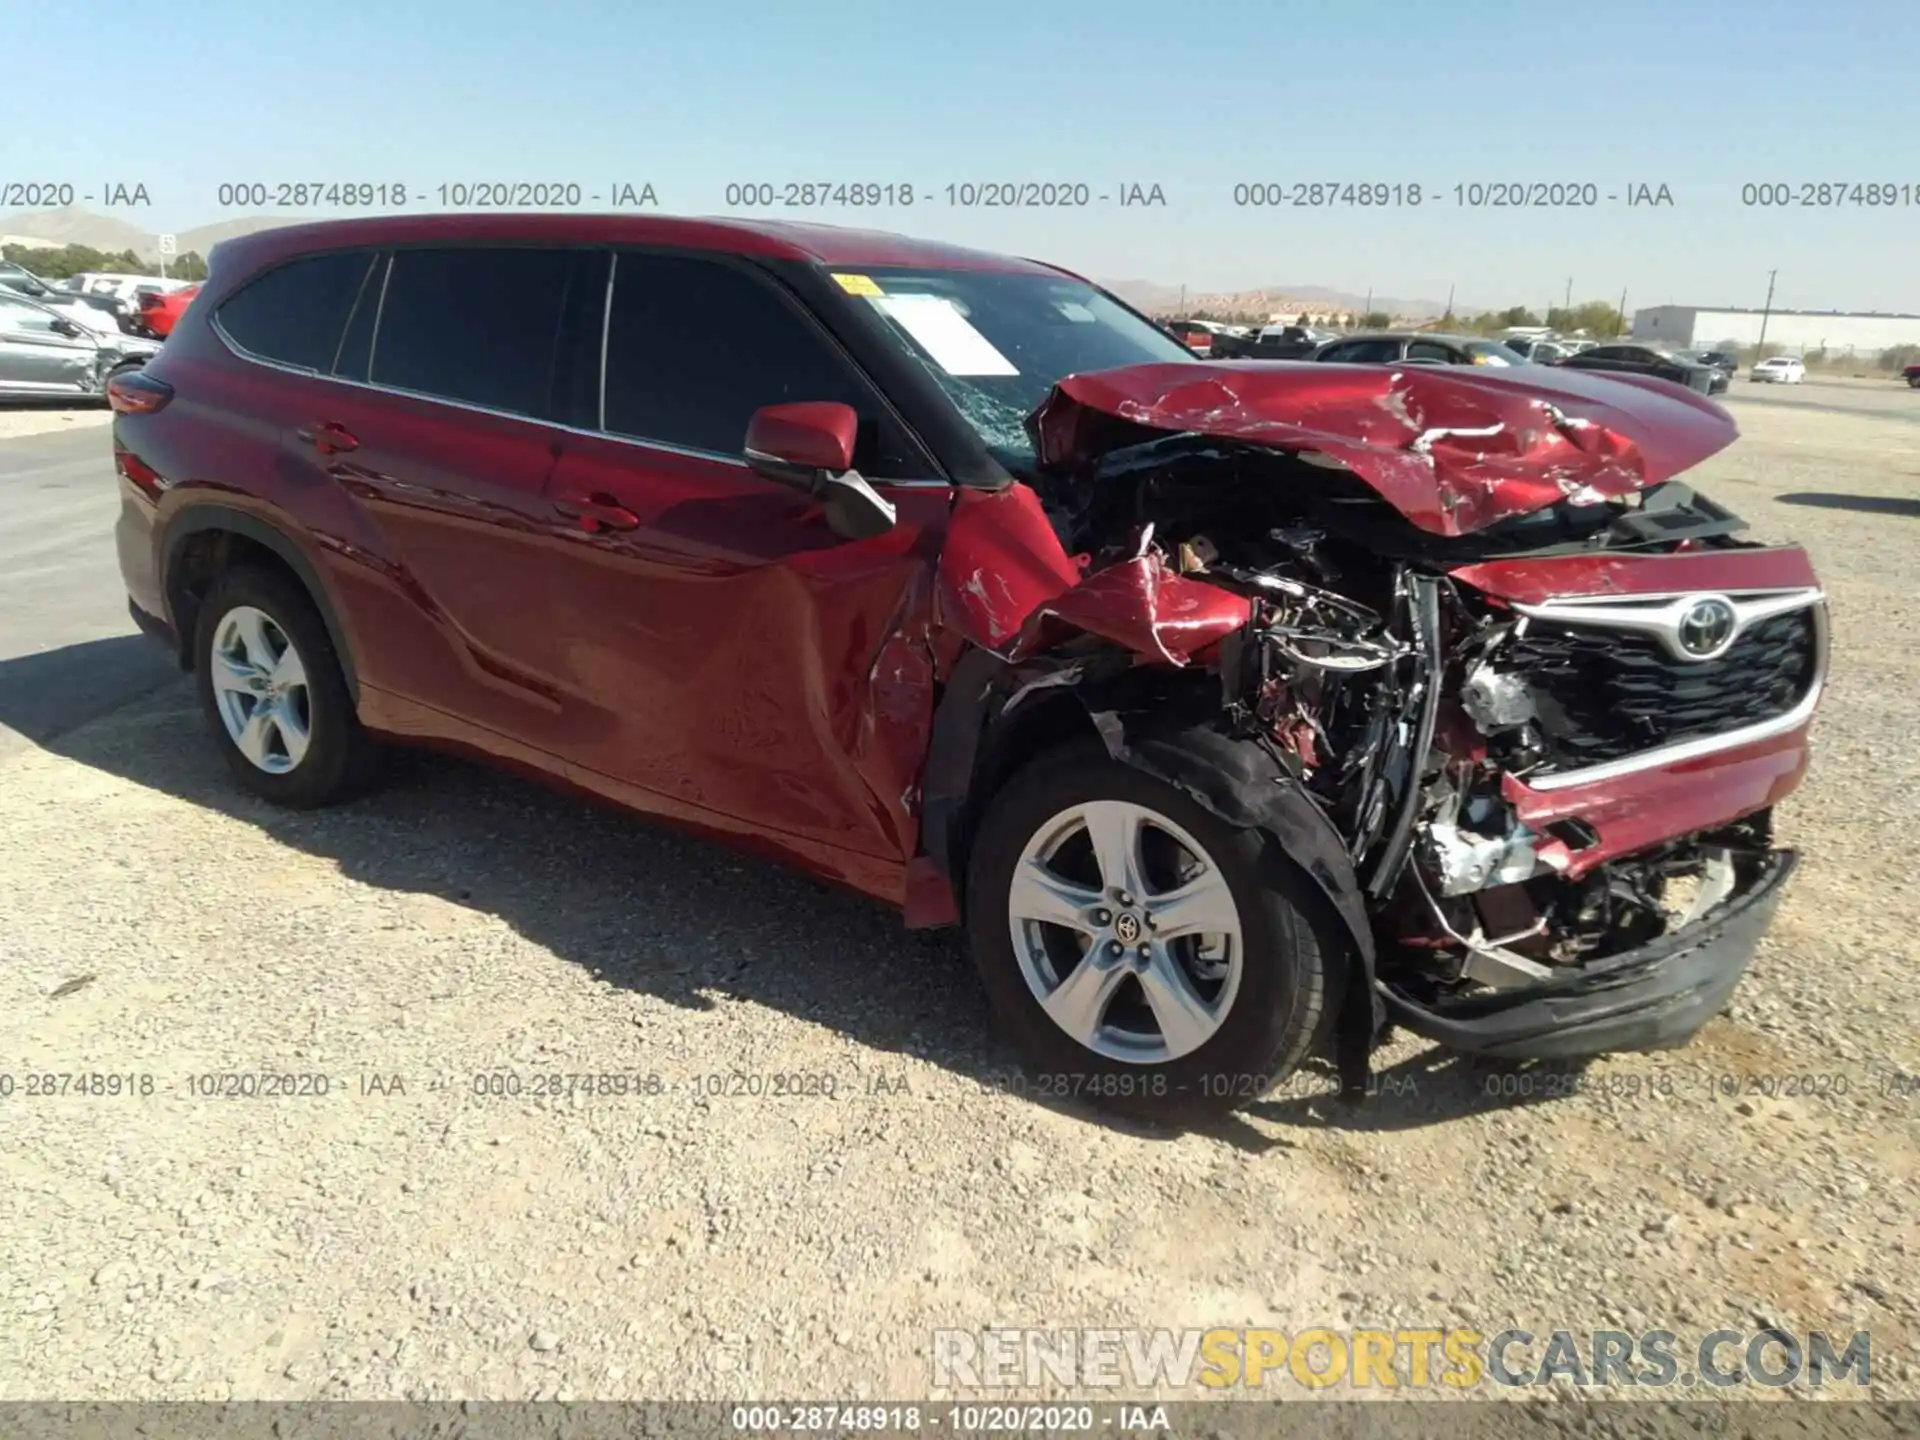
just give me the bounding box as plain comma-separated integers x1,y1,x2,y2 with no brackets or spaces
1,206,1453,319
0,206,294,260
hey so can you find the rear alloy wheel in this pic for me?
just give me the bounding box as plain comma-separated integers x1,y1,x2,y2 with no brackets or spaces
967,744,1342,1122
209,606,313,775
193,567,380,807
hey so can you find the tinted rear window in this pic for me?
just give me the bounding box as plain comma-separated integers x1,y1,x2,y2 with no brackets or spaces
216,251,375,372
370,247,596,419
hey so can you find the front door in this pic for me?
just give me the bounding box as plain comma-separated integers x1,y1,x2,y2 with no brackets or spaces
542,250,950,870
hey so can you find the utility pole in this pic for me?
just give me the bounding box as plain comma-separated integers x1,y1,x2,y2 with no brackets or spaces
1617,286,1628,337
1445,282,1455,319
1179,284,1186,312
1756,269,1778,357
1363,287,1372,324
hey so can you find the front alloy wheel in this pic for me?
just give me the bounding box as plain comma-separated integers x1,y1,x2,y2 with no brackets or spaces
968,743,1342,1121
1008,800,1243,1063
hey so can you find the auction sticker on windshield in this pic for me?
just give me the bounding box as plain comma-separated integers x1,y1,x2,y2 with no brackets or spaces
872,293,1020,376
831,272,884,295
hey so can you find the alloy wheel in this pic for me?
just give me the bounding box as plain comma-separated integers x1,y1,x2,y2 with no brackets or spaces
1007,799,1244,1063
209,605,312,774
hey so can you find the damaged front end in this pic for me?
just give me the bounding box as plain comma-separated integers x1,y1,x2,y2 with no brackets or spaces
928,361,1825,1085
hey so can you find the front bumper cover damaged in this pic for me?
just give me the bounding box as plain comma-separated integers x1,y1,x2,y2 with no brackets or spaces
1380,849,1798,1060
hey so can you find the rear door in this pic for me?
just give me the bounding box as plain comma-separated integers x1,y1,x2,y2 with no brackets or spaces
542,249,950,868
312,245,606,750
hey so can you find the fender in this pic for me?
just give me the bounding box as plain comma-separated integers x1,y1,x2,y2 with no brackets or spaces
160,503,361,700
931,483,1250,664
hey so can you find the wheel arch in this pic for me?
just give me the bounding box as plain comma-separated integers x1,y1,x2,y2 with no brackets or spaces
161,505,360,700
920,642,1385,1092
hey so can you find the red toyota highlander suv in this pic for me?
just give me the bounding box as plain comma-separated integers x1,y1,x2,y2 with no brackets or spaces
111,214,1826,1120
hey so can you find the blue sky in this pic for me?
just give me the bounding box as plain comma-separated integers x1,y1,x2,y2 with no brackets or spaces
6,0,1917,310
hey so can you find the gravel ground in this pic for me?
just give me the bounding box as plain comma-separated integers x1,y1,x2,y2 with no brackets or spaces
1,385,1916,1406
0,406,113,441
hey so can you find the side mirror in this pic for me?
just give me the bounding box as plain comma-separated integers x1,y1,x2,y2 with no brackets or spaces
49,316,83,337
743,402,897,542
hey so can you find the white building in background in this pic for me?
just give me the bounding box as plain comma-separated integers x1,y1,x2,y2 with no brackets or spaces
1632,305,1920,359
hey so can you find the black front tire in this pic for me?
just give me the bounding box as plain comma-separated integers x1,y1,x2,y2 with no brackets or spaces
192,566,382,808
965,743,1345,1124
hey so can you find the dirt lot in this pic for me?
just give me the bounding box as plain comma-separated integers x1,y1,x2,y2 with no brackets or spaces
0,405,112,441
1,381,1917,1405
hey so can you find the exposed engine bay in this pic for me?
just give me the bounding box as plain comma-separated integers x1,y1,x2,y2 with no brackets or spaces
1027,431,1803,994
927,362,1826,1083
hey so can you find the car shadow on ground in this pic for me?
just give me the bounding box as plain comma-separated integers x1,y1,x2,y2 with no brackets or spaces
1,635,1569,1145
1775,491,1920,518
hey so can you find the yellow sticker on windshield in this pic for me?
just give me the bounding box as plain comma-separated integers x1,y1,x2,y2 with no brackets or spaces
833,273,883,296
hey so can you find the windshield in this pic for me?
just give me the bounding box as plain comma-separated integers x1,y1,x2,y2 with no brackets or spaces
833,266,1196,472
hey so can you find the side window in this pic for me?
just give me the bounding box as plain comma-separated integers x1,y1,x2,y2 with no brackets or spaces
371,247,599,419
1405,340,1453,362
602,252,918,476
1333,339,1401,364
215,250,374,372
0,295,65,336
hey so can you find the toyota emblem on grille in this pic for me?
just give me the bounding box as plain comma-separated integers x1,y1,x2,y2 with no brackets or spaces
1676,597,1739,659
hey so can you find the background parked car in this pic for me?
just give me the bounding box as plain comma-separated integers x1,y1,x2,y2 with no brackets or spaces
0,264,129,337
1311,332,1527,366
1692,349,1739,375
0,289,158,401
0,260,60,299
1162,318,1218,356
1504,337,1572,363
1559,342,1724,394
1904,362,1920,389
1208,324,1326,360
1749,356,1806,384
136,283,202,339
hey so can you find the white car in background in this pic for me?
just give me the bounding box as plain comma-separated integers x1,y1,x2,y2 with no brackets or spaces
1750,356,1806,384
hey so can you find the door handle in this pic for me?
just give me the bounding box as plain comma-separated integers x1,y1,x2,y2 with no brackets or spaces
552,491,641,533
295,422,360,455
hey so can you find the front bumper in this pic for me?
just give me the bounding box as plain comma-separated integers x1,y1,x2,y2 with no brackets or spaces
1382,848,1796,1060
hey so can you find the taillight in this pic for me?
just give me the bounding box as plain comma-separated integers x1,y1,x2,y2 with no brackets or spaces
108,370,174,414
114,441,166,499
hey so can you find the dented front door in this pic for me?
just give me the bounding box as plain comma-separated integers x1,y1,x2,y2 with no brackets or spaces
541,434,949,872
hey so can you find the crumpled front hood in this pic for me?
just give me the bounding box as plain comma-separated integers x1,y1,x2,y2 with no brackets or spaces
1028,361,1739,537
